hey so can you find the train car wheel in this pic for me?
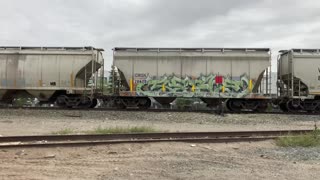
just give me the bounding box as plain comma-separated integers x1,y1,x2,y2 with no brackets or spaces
138,98,151,109
286,100,301,112
89,98,98,108
255,101,268,112
226,99,242,112
56,95,68,107
115,99,126,109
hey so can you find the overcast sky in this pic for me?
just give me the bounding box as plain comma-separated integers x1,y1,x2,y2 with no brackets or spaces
0,0,320,71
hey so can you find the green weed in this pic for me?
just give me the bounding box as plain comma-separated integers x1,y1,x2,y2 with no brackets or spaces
276,130,320,147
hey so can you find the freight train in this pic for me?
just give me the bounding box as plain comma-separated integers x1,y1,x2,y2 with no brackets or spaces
0,46,319,113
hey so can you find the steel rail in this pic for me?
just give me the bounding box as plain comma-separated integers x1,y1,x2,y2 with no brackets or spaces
0,130,313,148
0,106,319,115
0,137,277,148
0,130,313,142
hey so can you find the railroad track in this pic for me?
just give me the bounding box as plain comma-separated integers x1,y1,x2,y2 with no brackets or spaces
0,130,313,148
0,106,319,115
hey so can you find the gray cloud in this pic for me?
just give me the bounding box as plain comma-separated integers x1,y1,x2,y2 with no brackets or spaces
0,0,320,71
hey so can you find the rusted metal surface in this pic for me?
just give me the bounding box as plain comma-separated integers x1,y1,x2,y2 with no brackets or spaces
0,137,277,148
0,130,313,148
1,106,320,115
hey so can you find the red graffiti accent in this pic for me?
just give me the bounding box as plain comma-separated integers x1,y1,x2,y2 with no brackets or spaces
215,76,223,84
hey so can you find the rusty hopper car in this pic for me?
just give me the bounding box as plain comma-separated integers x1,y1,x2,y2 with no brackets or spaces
278,49,320,112
113,47,271,111
0,46,104,108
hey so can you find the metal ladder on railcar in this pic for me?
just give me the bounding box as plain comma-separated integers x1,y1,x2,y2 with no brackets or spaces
261,67,272,96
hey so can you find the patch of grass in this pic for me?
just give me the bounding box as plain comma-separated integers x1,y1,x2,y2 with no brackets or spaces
276,130,320,147
86,126,159,134
52,128,74,135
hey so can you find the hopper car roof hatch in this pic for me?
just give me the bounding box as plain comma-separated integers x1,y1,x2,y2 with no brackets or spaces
113,47,270,53
279,49,320,55
0,46,104,51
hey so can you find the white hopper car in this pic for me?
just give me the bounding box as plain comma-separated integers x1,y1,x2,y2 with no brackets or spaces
0,46,104,108
112,47,272,111
278,49,320,112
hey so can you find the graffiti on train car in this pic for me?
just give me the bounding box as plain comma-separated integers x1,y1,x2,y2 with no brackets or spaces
134,73,254,98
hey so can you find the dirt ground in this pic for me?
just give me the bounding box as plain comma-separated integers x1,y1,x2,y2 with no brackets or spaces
1,141,320,180
0,109,318,135
0,109,320,179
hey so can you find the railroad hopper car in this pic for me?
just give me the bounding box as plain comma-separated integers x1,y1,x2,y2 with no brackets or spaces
277,49,320,112
112,47,272,111
0,46,104,108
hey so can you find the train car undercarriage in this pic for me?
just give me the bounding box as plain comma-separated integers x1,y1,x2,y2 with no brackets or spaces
226,99,269,112
0,90,98,108
55,95,98,108
101,95,270,112
279,98,320,112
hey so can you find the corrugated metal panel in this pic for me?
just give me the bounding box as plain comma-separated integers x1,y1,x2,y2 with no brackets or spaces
279,49,320,97
0,47,104,101
114,47,270,98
